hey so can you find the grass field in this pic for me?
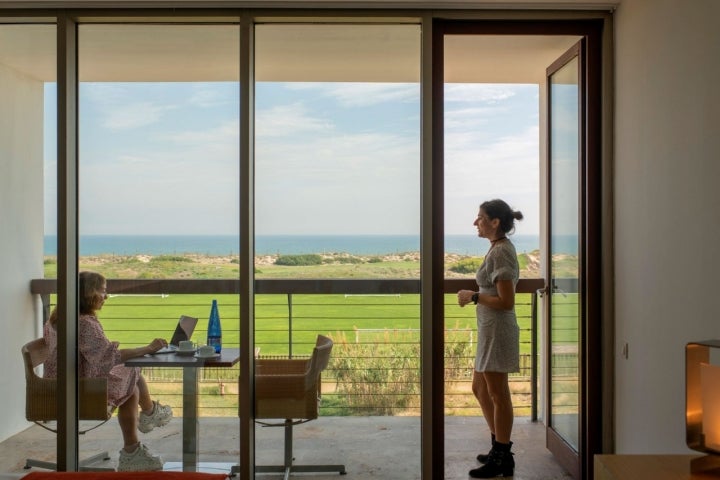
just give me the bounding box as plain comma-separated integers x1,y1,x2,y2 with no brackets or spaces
41,252,580,416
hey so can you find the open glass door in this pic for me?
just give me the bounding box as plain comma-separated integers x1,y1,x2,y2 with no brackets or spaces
546,41,582,479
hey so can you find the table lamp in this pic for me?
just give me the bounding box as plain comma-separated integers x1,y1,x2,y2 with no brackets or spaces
686,339,720,475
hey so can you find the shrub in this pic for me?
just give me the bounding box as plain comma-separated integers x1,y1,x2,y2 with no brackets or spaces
150,255,194,263
329,331,420,416
274,254,323,266
325,255,363,264
448,257,483,274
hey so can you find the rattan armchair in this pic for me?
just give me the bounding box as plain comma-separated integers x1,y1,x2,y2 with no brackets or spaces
253,334,346,479
22,337,114,471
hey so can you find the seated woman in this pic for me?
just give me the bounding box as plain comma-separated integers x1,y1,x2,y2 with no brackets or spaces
43,271,173,472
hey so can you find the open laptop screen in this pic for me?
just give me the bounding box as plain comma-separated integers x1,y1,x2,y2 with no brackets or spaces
154,315,198,353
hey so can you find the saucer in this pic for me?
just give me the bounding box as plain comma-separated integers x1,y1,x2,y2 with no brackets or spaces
176,349,196,356
194,352,220,359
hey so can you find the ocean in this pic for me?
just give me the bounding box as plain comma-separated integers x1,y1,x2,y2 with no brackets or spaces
43,234,571,257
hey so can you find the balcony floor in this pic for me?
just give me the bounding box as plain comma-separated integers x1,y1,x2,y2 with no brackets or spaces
0,416,570,479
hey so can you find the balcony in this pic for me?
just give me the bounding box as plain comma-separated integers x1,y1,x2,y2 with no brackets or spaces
4,277,571,478
0,417,568,479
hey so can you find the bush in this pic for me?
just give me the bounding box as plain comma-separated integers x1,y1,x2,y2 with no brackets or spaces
329,331,420,416
274,254,323,266
150,255,194,263
325,255,363,264
448,257,483,274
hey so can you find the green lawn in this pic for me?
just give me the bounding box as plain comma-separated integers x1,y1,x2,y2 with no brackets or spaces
42,253,579,416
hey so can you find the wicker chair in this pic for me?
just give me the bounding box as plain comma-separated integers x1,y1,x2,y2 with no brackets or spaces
253,334,346,479
22,337,114,471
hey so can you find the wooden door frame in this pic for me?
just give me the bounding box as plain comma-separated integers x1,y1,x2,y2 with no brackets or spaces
431,18,605,480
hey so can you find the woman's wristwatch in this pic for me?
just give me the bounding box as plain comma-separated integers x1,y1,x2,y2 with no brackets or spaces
471,292,479,304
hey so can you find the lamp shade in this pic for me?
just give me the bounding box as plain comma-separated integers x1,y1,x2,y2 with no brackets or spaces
686,340,720,474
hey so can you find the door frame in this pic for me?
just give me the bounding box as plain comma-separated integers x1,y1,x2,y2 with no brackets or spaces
431,18,606,480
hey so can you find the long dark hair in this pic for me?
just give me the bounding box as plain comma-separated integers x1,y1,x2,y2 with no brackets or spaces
48,271,106,326
480,199,523,235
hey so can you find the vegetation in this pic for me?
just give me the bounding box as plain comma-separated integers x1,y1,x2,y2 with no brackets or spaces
40,249,578,417
448,257,484,274
274,254,323,266
43,249,548,280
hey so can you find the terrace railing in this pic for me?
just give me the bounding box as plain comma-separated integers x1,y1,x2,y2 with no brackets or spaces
30,278,547,420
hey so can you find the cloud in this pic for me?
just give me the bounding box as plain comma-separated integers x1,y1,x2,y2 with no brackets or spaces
256,103,334,138
187,86,231,108
82,83,177,130
443,124,540,234
445,84,517,103
254,129,420,235
288,82,419,107
101,101,177,130
159,119,240,145
79,140,239,235
444,106,505,130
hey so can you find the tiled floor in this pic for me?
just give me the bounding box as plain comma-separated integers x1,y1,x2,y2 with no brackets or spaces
0,416,571,479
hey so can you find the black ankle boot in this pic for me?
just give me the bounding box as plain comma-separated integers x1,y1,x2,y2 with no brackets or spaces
469,441,514,478
476,434,496,464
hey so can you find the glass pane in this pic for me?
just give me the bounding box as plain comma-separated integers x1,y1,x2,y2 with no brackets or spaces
1,20,56,462
77,23,240,472
254,23,421,479
443,35,541,478
549,55,580,451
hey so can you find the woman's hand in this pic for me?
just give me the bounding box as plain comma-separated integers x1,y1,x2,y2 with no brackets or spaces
457,289,476,307
120,337,168,361
147,338,168,354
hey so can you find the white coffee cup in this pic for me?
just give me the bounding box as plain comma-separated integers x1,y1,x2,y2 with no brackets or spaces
197,345,215,356
178,340,195,351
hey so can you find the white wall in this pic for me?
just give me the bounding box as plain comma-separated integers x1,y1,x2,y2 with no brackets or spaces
614,0,720,453
0,63,45,442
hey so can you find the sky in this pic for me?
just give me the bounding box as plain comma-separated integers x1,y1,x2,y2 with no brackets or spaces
44,81,540,237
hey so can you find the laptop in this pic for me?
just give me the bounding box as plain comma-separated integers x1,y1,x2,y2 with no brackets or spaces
153,315,198,354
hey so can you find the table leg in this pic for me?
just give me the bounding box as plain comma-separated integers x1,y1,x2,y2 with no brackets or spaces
182,366,199,472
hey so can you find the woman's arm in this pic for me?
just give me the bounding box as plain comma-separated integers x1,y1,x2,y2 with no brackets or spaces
458,280,515,310
119,338,167,362
477,279,515,310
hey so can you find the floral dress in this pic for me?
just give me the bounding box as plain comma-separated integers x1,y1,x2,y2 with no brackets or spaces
474,239,520,373
43,314,140,408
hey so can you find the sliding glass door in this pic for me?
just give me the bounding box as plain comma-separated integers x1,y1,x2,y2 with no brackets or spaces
253,22,422,478
77,22,240,470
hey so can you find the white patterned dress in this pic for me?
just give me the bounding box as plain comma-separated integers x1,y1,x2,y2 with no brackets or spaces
43,314,141,408
474,239,520,373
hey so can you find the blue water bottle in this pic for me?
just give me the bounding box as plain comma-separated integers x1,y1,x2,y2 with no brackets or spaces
207,299,222,353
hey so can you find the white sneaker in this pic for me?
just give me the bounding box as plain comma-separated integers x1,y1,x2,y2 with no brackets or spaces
117,443,163,472
138,400,173,433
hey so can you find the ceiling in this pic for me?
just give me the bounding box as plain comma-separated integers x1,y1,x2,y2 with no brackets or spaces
0,23,579,83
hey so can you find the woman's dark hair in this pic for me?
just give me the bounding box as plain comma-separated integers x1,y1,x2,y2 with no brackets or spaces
480,199,523,235
48,271,106,326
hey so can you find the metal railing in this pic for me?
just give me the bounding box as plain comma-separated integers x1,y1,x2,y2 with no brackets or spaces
30,277,546,419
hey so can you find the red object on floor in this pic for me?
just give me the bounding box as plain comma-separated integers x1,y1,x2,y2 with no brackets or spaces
24,473,228,480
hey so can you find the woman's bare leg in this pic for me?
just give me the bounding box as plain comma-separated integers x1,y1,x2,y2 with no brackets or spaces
136,374,153,413
117,386,141,450
482,371,513,444
472,370,495,435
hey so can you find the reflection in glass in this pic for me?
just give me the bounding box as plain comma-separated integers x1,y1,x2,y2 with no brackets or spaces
549,55,580,450
254,23,421,478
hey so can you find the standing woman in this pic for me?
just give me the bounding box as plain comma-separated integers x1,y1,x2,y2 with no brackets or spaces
457,199,523,478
